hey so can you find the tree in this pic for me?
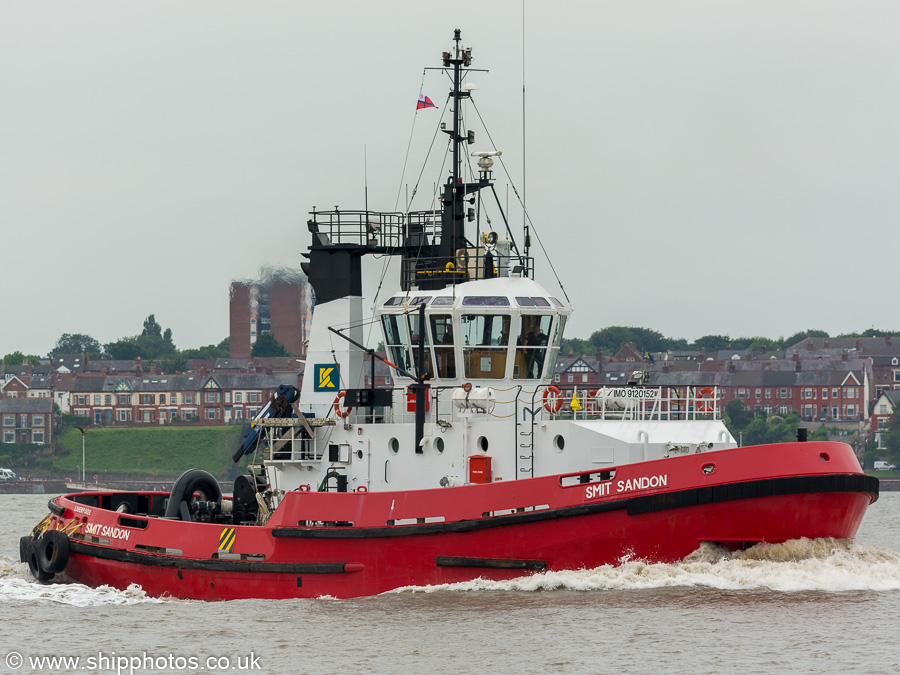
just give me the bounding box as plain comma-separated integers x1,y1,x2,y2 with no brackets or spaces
2,351,42,366
103,337,141,360
882,408,900,464
746,337,781,352
589,327,667,356
142,314,162,338
104,315,177,360
783,329,829,348
52,333,101,357
181,340,230,361
693,335,732,352
251,332,287,357
561,337,592,357
740,412,800,446
724,399,753,431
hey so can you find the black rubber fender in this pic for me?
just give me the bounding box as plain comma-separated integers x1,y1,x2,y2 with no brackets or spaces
164,469,222,521
37,530,70,574
26,539,54,582
19,535,32,564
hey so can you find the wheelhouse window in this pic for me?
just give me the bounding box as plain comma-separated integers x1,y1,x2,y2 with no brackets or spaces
382,314,411,374
406,312,433,378
514,314,552,379
541,315,567,381
382,312,432,378
430,314,456,378
461,314,510,378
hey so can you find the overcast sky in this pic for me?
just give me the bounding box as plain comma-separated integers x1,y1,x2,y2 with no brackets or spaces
2,1,898,358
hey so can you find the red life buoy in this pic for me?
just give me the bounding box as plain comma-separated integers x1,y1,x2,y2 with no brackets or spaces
697,387,714,413
543,386,562,413
356,485,368,493
333,390,352,418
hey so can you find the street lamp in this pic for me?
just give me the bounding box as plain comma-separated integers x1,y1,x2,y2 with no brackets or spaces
75,426,88,486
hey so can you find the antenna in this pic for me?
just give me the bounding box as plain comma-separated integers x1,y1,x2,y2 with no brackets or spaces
364,144,369,215
522,0,530,258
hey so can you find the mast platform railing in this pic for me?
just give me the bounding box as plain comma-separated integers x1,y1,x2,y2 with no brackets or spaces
308,209,406,249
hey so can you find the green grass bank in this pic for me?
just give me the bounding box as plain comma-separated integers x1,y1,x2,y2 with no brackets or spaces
54,426,244,478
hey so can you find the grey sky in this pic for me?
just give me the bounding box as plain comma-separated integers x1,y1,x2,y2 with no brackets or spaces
2,1,898,358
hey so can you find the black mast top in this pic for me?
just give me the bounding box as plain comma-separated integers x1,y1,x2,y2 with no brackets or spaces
303,30,531,304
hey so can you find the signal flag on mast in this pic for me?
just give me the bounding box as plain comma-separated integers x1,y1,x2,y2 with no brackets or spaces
417,90,436,110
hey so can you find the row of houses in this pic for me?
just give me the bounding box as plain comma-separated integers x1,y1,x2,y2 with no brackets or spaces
545,339,900,449
3,337,900,448
0,357,305,445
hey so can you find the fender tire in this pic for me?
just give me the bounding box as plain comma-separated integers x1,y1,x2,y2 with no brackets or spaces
26,539,54,582
37,530,70,574
19,535,32,564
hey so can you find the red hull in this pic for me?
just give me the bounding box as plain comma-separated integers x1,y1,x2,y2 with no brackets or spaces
35,442,878,599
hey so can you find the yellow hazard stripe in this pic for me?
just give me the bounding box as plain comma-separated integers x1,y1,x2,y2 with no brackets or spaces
219,528,236,552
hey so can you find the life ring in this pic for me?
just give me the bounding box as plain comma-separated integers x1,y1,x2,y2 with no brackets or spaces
586,389,599,412
333,391,352,419
356,485,368,493
697,387,715,413
543,386,563,413
298,484,310,492
37,530,69,574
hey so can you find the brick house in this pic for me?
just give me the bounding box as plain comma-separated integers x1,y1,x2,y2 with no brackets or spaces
871,390,900,449
0,376,29,399
553,355,601,387
0,398,53,445
785,335,900,400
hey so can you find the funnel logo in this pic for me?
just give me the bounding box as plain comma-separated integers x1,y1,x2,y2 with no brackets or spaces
314,364,339,391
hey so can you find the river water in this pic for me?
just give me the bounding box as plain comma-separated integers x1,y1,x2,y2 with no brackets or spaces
2,492,899,674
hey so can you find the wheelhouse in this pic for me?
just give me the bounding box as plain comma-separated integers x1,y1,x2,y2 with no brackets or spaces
376,278,572,384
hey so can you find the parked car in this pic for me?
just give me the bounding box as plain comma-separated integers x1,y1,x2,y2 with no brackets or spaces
873,461,898,471
0,468,19,481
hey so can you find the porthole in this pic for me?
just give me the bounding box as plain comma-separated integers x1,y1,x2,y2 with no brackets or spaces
435,437,445,453
819,452,830,462
389,438,399,454
553,435,565,452
702,463,716,474
478,436,489,452
356,449,364,460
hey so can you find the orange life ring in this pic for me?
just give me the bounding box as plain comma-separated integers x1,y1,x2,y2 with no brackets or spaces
543,386,563,413
334,390,352,418
697,387,714,413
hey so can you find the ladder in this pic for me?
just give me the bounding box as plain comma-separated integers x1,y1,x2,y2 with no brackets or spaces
518,405,538,478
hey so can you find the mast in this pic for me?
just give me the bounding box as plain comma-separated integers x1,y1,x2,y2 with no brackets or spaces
439,29,474,271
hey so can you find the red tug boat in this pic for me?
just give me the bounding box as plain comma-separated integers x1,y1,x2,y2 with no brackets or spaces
22,32,878,600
